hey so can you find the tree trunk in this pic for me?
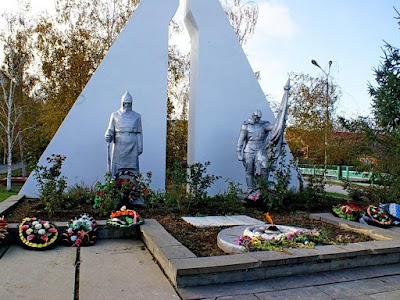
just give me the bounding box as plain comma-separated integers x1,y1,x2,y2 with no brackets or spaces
19,134,26,177
6,146,12,192
6,90,13,192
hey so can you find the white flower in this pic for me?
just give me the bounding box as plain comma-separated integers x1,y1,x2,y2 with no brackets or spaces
68,228,73,233
26,228,33,235
32,221,39,226
35,223,43,230
120,206,127,211
38,229,46,235
71,236,77,241
43,222,50,229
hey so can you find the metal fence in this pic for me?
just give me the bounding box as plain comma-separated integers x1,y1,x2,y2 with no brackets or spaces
298,165,373,182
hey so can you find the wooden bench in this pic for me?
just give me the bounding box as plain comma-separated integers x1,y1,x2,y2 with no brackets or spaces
0,177,27,186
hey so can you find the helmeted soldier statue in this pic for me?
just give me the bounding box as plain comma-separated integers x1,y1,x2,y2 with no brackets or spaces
236,110,273,194
105,91,143,177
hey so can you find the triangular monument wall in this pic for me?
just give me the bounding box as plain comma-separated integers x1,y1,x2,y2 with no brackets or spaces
184,0,301,194
20,0,179,197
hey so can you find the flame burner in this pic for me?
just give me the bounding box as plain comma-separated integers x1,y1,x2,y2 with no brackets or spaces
243,224,306,240
267,225,280,232
263,213,280,232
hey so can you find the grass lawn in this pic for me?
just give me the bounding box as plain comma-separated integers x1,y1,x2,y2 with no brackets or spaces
326,191,350,200
0,183,22,203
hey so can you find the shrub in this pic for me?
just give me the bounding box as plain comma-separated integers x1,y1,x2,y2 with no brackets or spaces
164,161,221,211
93,172,153,217
33,154,67,214
63,182,96,209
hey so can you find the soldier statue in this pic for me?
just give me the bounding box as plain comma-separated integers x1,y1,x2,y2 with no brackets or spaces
236,110,273,194
105,91,143,177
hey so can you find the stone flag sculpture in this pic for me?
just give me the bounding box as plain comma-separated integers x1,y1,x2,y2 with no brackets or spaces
255,79,291,179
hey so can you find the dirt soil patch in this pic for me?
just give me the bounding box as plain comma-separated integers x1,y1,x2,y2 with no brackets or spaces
4,198,373,257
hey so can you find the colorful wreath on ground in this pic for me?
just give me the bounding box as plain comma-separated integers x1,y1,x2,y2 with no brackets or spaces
63,214,98,247
331,202,365,221
366,205,392,226
107,206,144,228
19,217,58,250
0,216,8,244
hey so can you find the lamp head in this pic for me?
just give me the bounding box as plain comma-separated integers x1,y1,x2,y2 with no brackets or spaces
311,59,320,68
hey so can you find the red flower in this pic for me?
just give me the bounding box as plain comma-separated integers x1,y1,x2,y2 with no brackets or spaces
27,235,35,241
21,225,29,230
41,235,49,242
73,238,82,247
48,228,57,233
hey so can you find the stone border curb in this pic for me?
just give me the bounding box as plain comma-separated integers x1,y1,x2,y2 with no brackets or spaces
140,216,400,288
0,194,24,216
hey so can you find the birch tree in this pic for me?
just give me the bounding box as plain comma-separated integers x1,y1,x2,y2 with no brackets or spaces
0,10,34,190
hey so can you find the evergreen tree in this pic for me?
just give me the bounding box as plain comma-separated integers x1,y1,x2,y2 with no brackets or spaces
369,42,400,133
362,9,400,201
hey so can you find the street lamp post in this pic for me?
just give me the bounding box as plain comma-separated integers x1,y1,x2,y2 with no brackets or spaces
311,59,332,169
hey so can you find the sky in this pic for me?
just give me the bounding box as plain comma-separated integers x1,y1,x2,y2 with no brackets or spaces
0,0,399,118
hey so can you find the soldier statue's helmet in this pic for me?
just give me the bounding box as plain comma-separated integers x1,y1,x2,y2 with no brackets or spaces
252,109,262,118
121,91,133,104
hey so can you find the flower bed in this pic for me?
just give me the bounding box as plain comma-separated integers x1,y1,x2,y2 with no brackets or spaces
237,229,334,253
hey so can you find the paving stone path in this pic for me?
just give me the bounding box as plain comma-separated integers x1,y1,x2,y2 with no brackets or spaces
0,240,179,300
178,263,400,300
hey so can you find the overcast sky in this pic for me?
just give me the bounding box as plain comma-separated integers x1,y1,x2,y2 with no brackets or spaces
1,0,398,118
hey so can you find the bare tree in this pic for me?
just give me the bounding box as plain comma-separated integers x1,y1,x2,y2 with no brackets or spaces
221,0,259,45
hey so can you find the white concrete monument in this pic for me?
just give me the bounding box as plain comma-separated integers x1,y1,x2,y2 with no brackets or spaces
20,0,301,198
20,0,179,197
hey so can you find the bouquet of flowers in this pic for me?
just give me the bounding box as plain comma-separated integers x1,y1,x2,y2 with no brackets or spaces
107,206,144,228
331,202,365,221
19,217,58,250
63,214,98,247
0,216,8,244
